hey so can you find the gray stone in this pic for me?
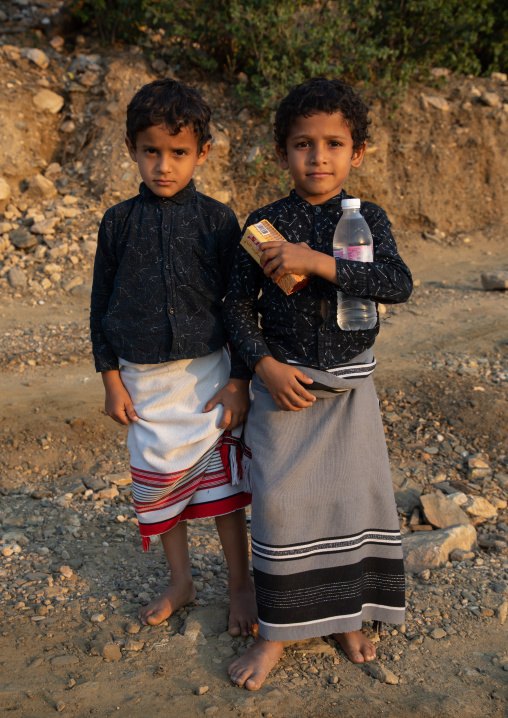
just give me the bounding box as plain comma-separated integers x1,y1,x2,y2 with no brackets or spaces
481,271,508,290
83,477,106,491
30,218,59,235
430,628,447,639
363,662,399,684
402,523,477,573
420,492,470,528
8,266,27,289
9,229,38,250
33,89,64,114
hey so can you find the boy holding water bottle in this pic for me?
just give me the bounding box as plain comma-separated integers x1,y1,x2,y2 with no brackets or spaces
224,77,412,690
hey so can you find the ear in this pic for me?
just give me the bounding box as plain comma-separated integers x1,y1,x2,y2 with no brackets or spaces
125,136,137,163
275,144,289,170
351,142,366,168
196,142,211,167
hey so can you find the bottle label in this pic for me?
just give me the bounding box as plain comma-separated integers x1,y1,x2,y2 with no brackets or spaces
333,248,346,259
347,245,373,262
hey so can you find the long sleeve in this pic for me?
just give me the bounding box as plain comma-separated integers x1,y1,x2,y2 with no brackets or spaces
90,213,120,372
224,239,272,373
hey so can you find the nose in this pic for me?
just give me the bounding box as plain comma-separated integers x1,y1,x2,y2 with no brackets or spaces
157,152,172,174
309,142,327,165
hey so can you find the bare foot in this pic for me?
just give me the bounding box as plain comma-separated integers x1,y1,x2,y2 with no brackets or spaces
138,579,196,626
333,630,376,664
229,637,284,691
228,580,258,637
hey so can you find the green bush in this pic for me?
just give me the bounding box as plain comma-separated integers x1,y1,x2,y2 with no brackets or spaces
70,0,508,106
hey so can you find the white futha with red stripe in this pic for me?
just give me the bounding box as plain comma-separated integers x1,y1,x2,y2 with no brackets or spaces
119,349,250,549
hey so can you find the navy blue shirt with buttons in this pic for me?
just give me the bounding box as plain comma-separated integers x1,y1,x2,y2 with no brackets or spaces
224,189,413,372
90,180,250,379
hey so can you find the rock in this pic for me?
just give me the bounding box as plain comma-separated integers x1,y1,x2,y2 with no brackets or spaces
496,601,508,624
9,229,38,250
59,565,73,579
182,618,207,645
124,639,144,651
56,700,65,712
125,622,140,634
97,486,119,500
402,523,477,573
392,471,422,513
33,89,65,114
50,655,79,665
102,643,122,661
363,662,399,684
481,91,500,107
421,94,449,111
430,628,447,639
25,48,50,69
491,72,507,82
8,266,27,289
90,613,105,623
449,549,474,562
83,477,106,491
152,58,167,72
420,492,470,528
31,218,60,235
195,686,209,695
464,496,497,519
103,471,131,486
0,177,11,201
481,271,508,290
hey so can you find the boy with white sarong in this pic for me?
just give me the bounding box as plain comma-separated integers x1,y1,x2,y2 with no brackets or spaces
90,80,257,635
224,78,412,689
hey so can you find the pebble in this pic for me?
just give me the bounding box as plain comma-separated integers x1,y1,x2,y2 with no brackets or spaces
102,643,122,661
55,700,65,712
91,613,105,623
33,89,65,114
195,686,209,695
430,628,447,639
363,662,399,684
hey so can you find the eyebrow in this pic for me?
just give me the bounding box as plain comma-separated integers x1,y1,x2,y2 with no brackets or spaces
291,133,349,140
139,142,193,151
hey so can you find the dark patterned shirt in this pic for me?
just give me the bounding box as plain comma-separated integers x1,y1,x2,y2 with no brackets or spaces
224,189,413,372
90,181,250,379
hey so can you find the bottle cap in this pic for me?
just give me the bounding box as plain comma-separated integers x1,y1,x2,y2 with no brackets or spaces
342,198,361,209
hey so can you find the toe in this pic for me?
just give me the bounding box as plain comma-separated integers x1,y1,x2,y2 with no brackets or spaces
245,676,260,691
228,624,241,637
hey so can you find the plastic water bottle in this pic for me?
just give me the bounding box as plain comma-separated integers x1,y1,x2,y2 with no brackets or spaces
332,198,377,331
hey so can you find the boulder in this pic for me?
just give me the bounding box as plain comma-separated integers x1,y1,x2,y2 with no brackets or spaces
25,174,57,200
402,523,477,573
420,492,470,528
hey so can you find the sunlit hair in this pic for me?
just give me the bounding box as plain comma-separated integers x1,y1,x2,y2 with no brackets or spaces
126,79,212,151
274,77,371,152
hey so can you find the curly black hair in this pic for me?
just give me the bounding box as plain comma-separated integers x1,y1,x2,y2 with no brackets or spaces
126,79,212,151
274,77,371,152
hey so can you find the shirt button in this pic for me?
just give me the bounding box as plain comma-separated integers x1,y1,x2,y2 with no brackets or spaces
315,207,321,213
169,308,174,314
164,225,169,230
320,325,326,333
316,237,322,244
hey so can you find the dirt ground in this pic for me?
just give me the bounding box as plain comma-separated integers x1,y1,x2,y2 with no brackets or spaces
1,232,507,717
1,3,508,716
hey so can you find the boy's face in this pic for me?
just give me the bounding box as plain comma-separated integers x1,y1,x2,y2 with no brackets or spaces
275,111,365,205
125,124,210,198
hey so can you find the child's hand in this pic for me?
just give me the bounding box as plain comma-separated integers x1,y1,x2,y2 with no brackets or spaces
260,241,315,282
203,378,250,430
255,356,315,411
102,370,139,425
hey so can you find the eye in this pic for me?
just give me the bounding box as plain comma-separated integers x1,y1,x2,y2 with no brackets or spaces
145,148,158,155
295,141,310,149
174,149,187,156
329,140,343,147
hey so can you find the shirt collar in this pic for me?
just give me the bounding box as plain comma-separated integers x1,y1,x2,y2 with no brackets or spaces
139,179,196,205
289,188,347,209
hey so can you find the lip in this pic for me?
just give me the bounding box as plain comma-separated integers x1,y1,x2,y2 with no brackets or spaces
307,172,332,179
154,179,175,185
